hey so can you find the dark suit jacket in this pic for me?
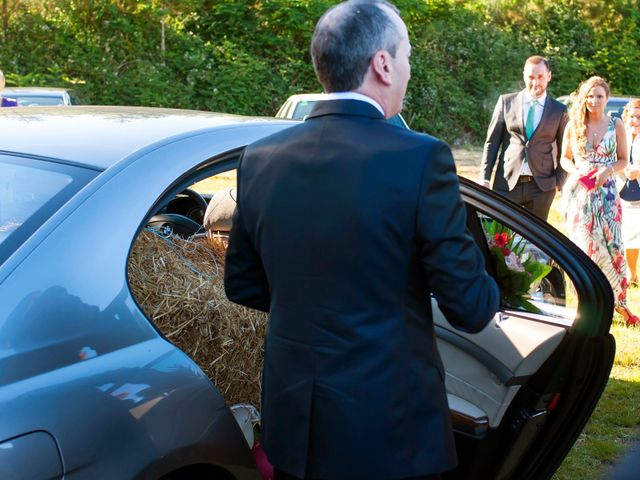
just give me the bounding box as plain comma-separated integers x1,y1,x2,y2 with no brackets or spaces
480,90,568,192
225,100,499,479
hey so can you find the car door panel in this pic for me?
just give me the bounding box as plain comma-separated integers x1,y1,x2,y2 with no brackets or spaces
442,178,615,480
434,300,567,429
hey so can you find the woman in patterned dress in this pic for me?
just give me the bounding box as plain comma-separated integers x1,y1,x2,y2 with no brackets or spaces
560,76,638,325
621,99,640,285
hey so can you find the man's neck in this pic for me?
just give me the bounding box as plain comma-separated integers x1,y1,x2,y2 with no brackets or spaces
526,90,547,102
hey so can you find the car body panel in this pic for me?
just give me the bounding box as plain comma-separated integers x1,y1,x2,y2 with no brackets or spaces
0,339,256,479
0,106,291,170
0,431,63,480
0,107,294,478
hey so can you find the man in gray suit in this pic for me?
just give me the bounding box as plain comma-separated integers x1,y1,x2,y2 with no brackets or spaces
480,56,568,220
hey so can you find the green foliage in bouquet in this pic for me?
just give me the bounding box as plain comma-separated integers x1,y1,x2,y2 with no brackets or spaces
483,219,552,313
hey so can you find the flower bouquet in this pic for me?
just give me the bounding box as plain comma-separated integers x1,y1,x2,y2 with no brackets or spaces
483,219,552,313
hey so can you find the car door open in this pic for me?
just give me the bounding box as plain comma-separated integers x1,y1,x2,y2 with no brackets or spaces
437,178,615,480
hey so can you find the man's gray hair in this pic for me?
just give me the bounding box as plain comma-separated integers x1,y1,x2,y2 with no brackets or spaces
311,0,402,93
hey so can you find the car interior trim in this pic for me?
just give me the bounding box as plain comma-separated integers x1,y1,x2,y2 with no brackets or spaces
435,325,521,386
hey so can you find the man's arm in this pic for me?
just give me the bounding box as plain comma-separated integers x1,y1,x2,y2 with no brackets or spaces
224,156,271,313
479,95,505,188
554,105,569,189
418,141,500,333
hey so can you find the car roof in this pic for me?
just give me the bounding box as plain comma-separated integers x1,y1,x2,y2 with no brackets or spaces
3,87,72,97
0,106,291,170
556,95,633,103
285,93,329,102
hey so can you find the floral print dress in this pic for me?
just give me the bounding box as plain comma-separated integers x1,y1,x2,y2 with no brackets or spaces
562,117,629,306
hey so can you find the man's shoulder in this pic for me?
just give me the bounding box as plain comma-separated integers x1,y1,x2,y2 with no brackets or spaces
244,119,447,160
492,91,522,112
545,95,567,111
365,124,448,153
503,91,522,100
498,91,522,103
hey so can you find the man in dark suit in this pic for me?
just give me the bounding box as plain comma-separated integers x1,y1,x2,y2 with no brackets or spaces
225,1,499,479
480,56,568,220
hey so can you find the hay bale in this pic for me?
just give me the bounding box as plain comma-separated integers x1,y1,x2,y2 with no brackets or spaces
128,229,267,406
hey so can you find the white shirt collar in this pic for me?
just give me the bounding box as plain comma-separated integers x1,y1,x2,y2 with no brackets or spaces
325,92,385,116
524,90,547,106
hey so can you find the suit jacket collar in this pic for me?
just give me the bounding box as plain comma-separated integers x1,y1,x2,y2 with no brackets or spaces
306,99,386,122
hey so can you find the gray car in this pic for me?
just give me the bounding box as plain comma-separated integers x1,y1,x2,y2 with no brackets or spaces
2,87,81,106
0,106,615,479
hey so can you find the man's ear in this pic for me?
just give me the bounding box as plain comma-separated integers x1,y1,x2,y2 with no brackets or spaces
371,50,393,86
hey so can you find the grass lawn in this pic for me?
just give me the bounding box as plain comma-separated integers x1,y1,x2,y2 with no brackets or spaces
453,146,640,479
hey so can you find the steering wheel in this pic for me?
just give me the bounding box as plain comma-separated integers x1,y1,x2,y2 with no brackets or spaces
178,188,208,222
146,188,208,238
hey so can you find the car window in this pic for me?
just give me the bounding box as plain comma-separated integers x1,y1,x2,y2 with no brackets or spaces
605,100,628,119
191,170,236,195
291,100,317,120
0,155,96,264
128,162,267,408
15,96,65,107
477,211,577,321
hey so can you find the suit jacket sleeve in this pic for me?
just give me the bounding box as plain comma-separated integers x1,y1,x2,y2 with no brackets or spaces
224,153,271,312
418,141,499,333
480,95,505,182
555,106,569,188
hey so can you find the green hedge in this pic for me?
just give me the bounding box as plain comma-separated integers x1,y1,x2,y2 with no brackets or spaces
1,0,639,144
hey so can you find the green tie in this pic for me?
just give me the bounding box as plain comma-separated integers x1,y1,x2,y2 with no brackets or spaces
526,99,538,139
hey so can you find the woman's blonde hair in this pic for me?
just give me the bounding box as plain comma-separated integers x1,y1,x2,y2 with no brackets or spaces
622,98,640,123
569,76,611,154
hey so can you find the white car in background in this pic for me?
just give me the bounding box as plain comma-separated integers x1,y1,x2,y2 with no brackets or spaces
2,87,81,106
276,92,410,129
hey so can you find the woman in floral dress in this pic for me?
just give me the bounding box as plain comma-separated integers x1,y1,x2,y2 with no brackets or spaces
560,76,638,325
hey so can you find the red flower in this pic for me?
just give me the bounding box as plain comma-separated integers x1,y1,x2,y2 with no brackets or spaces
502,247,511,256
494,232,509,248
